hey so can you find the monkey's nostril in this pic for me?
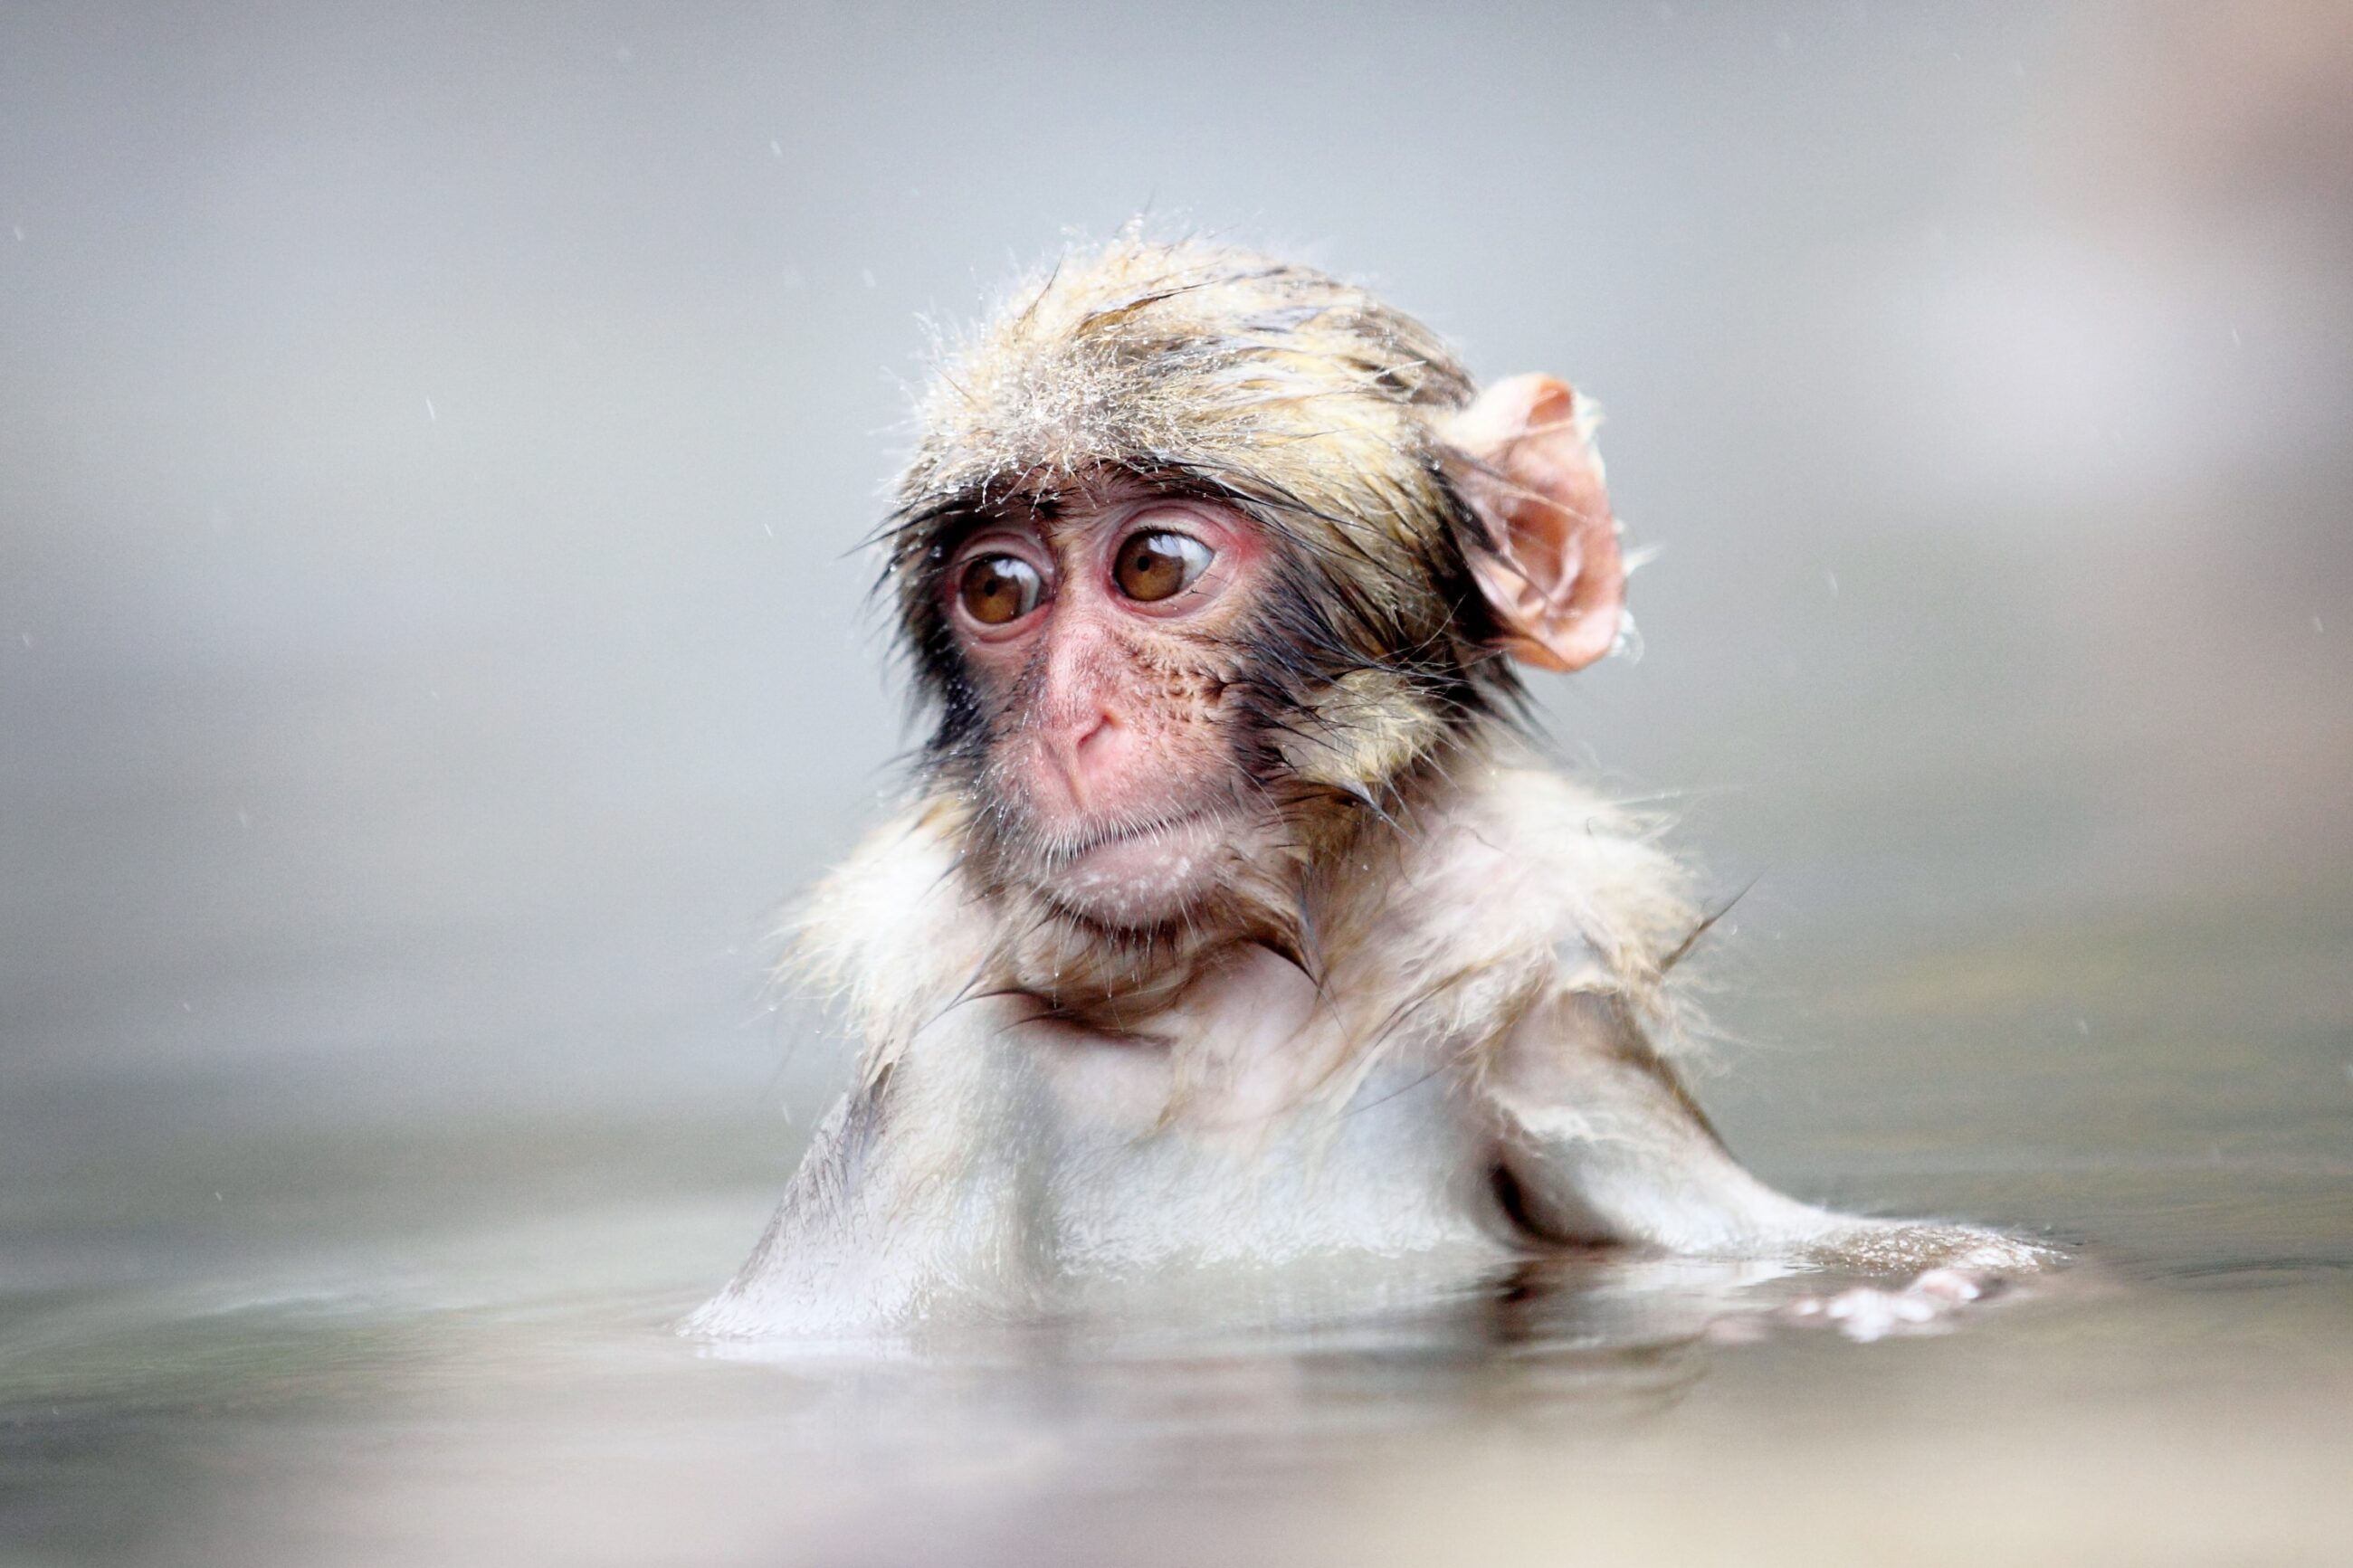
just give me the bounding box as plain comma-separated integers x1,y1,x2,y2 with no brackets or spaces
1073,709,1119,754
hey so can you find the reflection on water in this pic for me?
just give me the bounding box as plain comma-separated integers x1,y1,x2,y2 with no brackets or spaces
5,889,2348,1566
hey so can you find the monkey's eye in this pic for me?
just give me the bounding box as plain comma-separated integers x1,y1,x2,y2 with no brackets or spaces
957,554,1045,625
1111,530,1212,603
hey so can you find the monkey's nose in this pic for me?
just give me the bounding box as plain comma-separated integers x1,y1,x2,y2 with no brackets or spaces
1045,708,1123,811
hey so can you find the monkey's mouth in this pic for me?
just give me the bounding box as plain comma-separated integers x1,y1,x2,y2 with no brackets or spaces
1034,810,1232,928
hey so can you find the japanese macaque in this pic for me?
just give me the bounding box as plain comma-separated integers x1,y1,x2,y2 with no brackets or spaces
691,235,2048,1339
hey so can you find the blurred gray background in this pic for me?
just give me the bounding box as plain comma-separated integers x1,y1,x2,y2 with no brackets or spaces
3,1,2348,1239
5,9,2353,1564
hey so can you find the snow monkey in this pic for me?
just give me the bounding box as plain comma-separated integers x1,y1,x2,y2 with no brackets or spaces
692,235,2048,1338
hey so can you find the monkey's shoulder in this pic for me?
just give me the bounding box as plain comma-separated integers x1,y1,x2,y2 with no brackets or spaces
787,800,990,1076
1353,763,1700,1000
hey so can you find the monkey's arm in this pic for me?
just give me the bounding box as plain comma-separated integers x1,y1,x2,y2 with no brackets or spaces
1482,989,2045,1274
686,1030,1049,1337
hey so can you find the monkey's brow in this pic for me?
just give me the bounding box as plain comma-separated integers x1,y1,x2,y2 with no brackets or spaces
875,504,1012,565
890,471,1244,557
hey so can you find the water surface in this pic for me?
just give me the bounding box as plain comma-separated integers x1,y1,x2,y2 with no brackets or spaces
6,880,2348,1567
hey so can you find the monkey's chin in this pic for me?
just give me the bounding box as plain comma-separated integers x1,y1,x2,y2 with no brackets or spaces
1041,813,1231,932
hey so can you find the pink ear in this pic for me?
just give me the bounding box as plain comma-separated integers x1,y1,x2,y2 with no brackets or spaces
1444,374,1625,672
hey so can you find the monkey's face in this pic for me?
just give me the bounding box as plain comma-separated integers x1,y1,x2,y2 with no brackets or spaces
937,480,1288,934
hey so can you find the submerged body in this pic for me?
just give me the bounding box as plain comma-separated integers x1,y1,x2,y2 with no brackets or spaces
692,765,2031,1337
694,235,2045,1339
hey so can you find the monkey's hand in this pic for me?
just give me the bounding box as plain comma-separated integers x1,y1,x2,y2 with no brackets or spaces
1753,1220,2061,1341
1772,1266,2002,1342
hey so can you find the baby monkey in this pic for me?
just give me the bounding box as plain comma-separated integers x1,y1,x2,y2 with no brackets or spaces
694,236,2044,1337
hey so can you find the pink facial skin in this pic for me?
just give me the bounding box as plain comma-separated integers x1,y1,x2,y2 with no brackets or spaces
944,491,1274,930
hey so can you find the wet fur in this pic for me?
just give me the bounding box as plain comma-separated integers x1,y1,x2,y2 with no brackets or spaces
690,235,2053,1339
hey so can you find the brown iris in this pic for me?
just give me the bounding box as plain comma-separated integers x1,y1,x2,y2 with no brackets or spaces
957,555,1043,625
1112,531,1211,603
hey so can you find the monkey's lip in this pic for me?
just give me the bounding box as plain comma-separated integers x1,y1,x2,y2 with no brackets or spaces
1047,808,1215,865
